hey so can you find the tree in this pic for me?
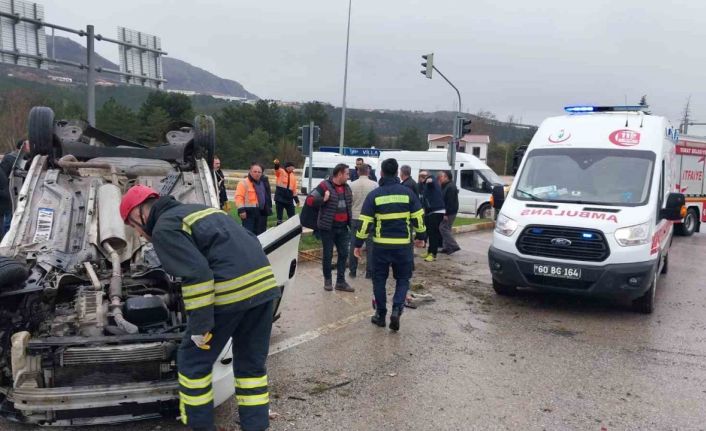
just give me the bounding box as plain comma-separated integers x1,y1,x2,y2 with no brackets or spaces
366,124,379,147
96,98,140,141
398,127,426,151
139,107,171,144
343,119,367,148
639,95,648,106
239,129,275,166
139,91,193,123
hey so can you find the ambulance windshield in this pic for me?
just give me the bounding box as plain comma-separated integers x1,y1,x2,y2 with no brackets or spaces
514,148,656,206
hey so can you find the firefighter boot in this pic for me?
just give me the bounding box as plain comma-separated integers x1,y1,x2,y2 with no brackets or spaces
371,311,386,327
389,307,403,331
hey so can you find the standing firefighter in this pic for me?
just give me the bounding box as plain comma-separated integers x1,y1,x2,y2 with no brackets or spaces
354,158,426,331
120,185,278,431
272,159,300,224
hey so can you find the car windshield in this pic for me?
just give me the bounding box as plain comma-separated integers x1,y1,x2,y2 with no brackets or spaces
479,168,503,185
514,148,655,206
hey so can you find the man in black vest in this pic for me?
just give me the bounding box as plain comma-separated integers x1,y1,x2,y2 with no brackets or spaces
306,163,354,292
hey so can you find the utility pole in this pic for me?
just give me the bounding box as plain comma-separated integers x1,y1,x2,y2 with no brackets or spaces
86,25,96,126
308,120,315,194
338,0,352,155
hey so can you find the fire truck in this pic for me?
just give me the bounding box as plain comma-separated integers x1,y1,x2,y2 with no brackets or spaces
675,135,706,236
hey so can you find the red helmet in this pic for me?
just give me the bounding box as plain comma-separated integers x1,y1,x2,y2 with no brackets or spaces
120,185,160,224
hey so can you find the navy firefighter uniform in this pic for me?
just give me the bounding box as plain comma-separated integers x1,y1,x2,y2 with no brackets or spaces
143,196,279,431
354,176,426,328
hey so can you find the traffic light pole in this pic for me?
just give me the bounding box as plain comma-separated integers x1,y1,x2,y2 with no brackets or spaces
432,65,462,168
308,120,314,195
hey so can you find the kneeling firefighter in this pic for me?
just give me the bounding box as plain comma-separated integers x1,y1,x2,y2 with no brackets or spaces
120,185,278,431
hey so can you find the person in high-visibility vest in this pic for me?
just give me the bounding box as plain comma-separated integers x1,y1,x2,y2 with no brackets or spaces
120,185,278,431
354,158,426,331
235,162,272,235
273,159,299,225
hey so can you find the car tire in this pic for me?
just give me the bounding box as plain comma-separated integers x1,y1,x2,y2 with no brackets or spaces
478,204,493,220
632,271,657,314
28,106,56,159
492,279,517,296
675,208,698,236
0,256,28,289
193,115,216,169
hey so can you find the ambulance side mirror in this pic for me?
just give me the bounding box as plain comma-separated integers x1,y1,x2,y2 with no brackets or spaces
491,184,505,210
661,192,686,221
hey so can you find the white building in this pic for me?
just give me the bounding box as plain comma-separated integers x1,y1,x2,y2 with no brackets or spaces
427,134,490,162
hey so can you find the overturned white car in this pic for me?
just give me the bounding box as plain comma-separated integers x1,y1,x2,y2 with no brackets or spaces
0,107,301,425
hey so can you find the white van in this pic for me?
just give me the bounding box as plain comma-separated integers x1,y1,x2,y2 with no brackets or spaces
301,152,378,194
488,105,685,313
380,150,504,218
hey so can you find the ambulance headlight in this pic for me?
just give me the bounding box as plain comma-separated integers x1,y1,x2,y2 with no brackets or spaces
495,214,518,237
614,222,650,246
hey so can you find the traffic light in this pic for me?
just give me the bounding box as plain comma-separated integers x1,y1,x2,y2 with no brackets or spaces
420,53,433,79
313,126,320,143
298,125,311,156
455,117,471,138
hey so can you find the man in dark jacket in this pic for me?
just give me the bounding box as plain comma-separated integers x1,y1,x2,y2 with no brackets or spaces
349,157,377,182
306,163,354,292
400,165,417,192
438,170,460,254
213,157,228,209
1,139,30,236
418,171,445,262
354,158,426,331
120,185,279,431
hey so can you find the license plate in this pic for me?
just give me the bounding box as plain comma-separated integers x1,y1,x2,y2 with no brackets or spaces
533,264,581,280
32,207,54,243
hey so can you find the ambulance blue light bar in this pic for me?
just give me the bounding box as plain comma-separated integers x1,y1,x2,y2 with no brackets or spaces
564,105,648,113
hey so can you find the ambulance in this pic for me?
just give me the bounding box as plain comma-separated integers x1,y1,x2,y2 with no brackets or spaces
488,105,686,313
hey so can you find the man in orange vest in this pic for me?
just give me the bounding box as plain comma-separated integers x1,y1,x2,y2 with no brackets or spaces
235,162,272,235
273,159,300,225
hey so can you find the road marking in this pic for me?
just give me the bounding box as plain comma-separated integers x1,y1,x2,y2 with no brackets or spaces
269,309,371,356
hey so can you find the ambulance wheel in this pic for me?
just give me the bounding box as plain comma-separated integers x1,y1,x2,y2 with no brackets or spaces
632,271,656,314
676,208,698,236
492,279,517,296
28,106,56,159
193,114,216,169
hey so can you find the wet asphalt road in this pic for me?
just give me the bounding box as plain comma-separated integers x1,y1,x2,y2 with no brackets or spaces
5,229,706,430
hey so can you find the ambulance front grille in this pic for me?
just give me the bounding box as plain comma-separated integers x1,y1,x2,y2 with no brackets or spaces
516,225,610,262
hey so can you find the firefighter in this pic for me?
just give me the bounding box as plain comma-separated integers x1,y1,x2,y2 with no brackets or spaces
272,158,300,224
353,158,426,331
120,185,278,431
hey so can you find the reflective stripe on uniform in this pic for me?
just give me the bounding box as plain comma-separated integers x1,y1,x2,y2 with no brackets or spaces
236,392,270,406
179,372,212,389
374,194,410,206
373,236,411,245
235,375,268,389
183,280,215,311
182,208,225,234
214,266,277,306
179,389,214,406
356,214,374,240
411,208,426,233
375,211,410,220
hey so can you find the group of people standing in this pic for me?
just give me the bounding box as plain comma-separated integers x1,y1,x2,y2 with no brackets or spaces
216,156,461,331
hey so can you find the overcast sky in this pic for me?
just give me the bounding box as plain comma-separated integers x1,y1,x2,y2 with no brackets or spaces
37,0,706,128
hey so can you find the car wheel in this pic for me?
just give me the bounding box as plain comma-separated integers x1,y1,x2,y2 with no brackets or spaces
28,106,56,159
478,204,493,219
193,115,216,169
0,256,28,290
632,271,657,314
492,279,517,296
675,208,698,236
